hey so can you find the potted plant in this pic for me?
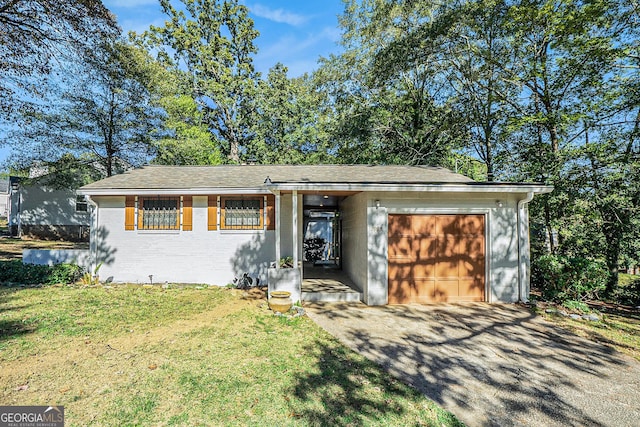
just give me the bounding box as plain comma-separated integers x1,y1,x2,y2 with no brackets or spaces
268,256,301,304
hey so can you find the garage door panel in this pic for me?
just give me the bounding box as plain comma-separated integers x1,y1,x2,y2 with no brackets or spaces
434,279,459,302
388,278,412,304
458,278,485,301
388,215,412,237
388,263,413,280
436,215,462,235
436,235,459,257
459,215,485,234
413,260,436,278
415,236,437,259
435,236,460,277
388,236,413,257
413,279,436,303
460,259,484,277
460,235,484,255
412,215,436,236
388,214,485,304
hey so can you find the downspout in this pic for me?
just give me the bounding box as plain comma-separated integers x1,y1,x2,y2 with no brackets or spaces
517,192,534,302
86,196,99,276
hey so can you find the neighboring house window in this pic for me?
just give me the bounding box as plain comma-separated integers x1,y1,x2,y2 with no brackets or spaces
76,195,88,212
138,196,180,230
221,197,263,230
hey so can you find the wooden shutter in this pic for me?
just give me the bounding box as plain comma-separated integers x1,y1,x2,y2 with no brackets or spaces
266,195,276,230
183,196,193,231
125,196,135,230
208,195,218,230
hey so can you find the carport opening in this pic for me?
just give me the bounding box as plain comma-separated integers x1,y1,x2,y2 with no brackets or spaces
303,195,341,272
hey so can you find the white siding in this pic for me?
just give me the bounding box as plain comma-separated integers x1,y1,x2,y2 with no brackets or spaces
92,195,275,285
11,185,89,226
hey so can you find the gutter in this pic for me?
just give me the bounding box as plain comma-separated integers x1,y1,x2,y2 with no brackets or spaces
86,196,99,276
517,192,535,303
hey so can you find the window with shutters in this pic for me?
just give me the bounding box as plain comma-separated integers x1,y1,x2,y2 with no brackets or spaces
138,196,180,230
221,197,263,230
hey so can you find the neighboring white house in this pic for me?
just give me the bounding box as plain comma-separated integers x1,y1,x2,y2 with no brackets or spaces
79,165,552,305
8,176,90,241
0,178,8,218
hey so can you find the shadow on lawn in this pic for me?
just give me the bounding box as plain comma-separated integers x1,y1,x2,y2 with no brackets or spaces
0,287,36,342
288,337,463,426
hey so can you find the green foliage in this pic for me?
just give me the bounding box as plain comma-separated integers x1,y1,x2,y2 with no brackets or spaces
250,64,334,164
81,262,102,285
146,0,260,163
0,261,82,285
279,256,294,268
532,255,608,302
614,277,640,307
48,263,83,285
562,300,591,314
153,95,224,165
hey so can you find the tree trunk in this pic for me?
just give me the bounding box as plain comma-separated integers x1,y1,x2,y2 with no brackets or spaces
544,199,555,253
603,228,620,296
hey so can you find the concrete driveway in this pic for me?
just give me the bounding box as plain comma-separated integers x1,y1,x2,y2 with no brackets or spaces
305,302,640,427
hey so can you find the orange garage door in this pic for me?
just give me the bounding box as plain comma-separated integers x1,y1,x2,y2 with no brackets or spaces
388,214,485,304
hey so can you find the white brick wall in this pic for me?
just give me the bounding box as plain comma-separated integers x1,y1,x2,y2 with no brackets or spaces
92,195,275,285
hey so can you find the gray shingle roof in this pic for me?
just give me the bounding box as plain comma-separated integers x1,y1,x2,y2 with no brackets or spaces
80,164,473,191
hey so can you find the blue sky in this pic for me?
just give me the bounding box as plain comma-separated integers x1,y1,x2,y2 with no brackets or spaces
103,0,346,76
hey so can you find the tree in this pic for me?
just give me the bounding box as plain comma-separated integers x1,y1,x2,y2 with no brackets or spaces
0,0,116,116
249,63,334,164
9,35,164,177
153,94,224,165
315,0,469,167
145,0,260,163
325,0,640,298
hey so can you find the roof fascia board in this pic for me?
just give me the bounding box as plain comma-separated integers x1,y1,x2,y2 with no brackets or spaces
79,184,553,196
266,183,553,194
78,188,271,196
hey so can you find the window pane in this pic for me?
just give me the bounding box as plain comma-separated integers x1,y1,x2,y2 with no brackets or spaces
224,198,261,229
141,197,179,230
76,195,88,212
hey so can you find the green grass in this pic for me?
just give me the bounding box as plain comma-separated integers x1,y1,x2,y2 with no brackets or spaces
0,236,88,260
539,306,640,361
0,285,462,426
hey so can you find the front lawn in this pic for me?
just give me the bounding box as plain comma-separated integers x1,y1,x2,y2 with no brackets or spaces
0,284,462,426
0,236,88,260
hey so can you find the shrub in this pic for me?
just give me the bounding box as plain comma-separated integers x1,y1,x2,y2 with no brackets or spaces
48,263,83,284
562,299,590,313
532,254,608,302
614,277,640,306
0,260,83,285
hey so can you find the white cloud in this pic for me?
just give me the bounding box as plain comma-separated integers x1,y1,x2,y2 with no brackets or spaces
255,27,342,77
249,4,307,26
